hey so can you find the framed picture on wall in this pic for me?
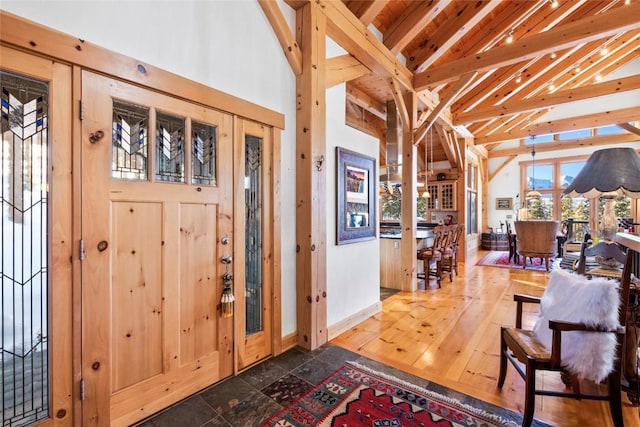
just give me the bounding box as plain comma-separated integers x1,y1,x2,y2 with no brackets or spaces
496,197,513,210
336,147,376,244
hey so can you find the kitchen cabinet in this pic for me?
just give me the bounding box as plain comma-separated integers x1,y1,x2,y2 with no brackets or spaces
427,182,456,211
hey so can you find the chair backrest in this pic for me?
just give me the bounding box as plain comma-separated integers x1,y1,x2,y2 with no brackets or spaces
514,220,559,256
449,224,464,249
431,225,450,250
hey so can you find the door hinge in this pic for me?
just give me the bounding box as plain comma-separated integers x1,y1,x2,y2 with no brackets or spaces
79,100,84,120
79,239,85,261
80,378,85,401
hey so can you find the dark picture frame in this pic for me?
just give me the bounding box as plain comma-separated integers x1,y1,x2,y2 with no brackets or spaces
336,147,376,244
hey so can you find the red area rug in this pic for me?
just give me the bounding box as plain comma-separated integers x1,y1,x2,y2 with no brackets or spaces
262,362,520,427
477,251,554,272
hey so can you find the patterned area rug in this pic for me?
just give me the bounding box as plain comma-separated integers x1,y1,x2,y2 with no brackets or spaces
263,362,545,427
477,251,555,272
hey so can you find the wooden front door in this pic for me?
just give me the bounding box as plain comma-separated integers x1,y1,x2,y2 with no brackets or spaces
80,71,234,426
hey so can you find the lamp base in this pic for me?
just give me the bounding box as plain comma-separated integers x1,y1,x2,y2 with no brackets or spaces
599,196,618,242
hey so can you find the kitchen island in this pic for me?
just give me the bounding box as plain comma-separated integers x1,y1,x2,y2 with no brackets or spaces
380,224,436,289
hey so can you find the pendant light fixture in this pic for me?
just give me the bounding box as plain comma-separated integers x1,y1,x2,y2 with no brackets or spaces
526,137,541,198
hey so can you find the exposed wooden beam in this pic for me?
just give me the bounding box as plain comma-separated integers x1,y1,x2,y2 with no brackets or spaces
455,74,640,125
438,126,458,169
452,1,606,113
489,155,517,181
384,0,448,54
618,122,640,137
486,133,639,157
414,3,640,89
400,90,418,291
345,83,387,120
414,72,478,145
468,143,488,160
345,101,385,139
451,131,463,172
345,0,388,26
258,0,303,76
407,0,501,73
294,2,327,351
389,78,410,133
320,0,414,92
325,54,370,88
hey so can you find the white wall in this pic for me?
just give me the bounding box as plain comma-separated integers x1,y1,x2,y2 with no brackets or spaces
2,0,300,336
325,41,380,329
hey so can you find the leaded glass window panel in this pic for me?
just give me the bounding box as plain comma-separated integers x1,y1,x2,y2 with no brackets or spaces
245,135,262,335
155,111,185,182
112,100,148,180
191,121,216,185
1,70,49,426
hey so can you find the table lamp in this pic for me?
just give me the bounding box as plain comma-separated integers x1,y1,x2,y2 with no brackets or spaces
563,147,640,243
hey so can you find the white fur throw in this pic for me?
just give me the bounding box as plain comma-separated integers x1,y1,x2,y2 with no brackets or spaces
532,268,621,383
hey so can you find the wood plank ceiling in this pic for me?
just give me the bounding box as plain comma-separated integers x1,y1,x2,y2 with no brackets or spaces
338,0,640,172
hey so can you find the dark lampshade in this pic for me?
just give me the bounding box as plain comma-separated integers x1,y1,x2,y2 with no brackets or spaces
563,147,640,198
563,147,640,242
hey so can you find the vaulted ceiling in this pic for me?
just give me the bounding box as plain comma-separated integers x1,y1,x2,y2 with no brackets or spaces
327,0,640,171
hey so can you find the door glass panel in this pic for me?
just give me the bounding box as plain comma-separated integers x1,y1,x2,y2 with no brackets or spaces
155,111,185,182
191,121,216,185
1,70,49,426
112,100,148,180
245,135,262,335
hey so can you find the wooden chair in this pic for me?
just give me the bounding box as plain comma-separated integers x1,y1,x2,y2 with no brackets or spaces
417,225,451,288
497,233,639,427
443,224,464,277
506,221,518,263
514,220,559,271
577,239,640,406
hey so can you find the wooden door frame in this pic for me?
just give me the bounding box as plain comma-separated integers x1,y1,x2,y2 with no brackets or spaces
0,46,74,426
233,118,283,371
1,10,285,425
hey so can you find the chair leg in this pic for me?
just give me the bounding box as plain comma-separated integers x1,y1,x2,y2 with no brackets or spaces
523,359,536,427
498,330,507,388
607,371,624,427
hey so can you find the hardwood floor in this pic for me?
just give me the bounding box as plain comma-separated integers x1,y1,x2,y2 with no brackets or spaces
331,250,640,427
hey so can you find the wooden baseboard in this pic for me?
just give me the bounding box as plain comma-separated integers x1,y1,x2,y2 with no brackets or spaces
328,301,382,340
276,302,382,353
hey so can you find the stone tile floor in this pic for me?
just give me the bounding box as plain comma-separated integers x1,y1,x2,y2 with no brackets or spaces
134,342,549,427
134,287,544,427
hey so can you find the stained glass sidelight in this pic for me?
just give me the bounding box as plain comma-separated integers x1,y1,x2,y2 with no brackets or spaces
1,71,49,426
191,121,216,185
245,135,262,335
112,100,148,180
155,111,185,182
